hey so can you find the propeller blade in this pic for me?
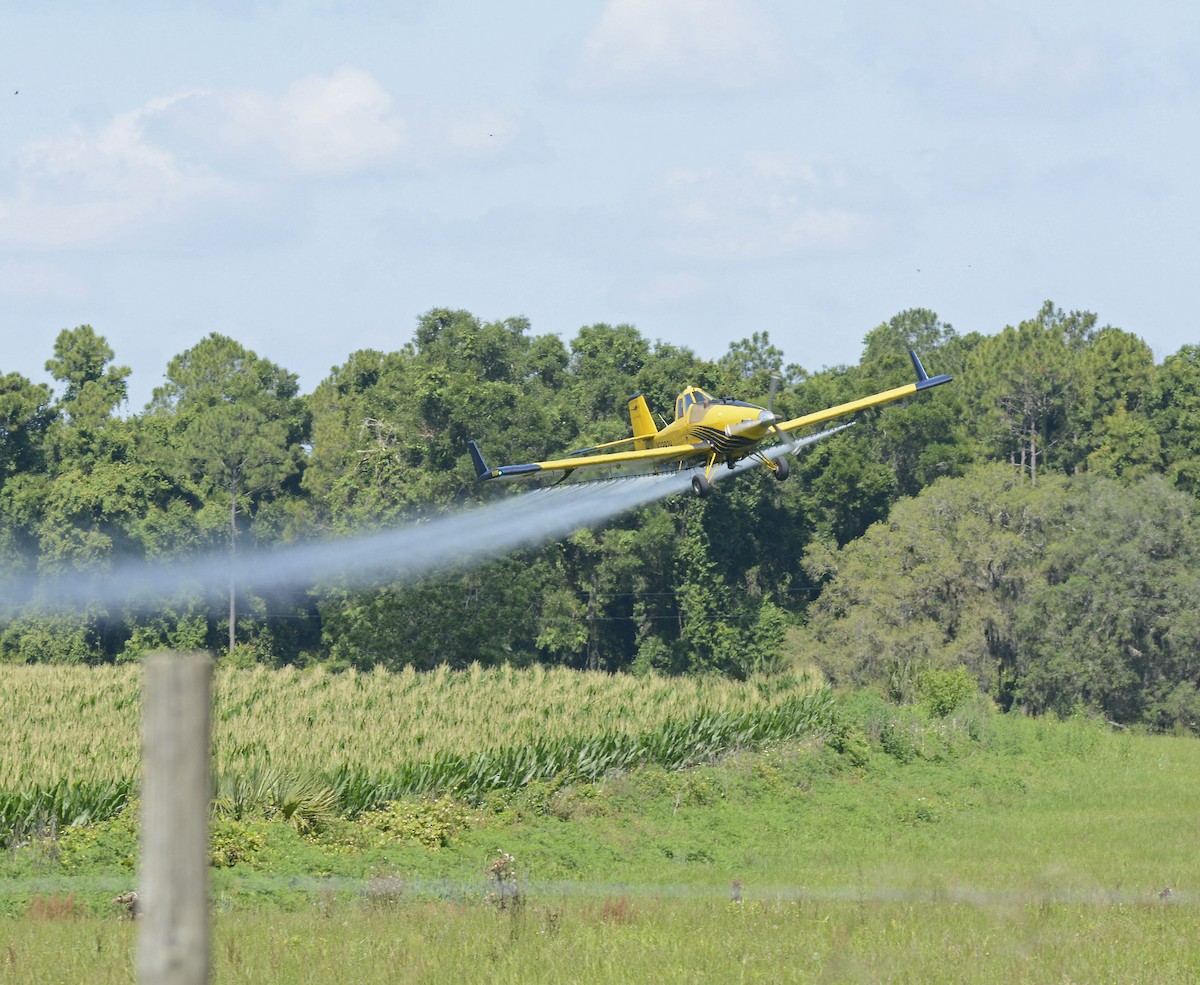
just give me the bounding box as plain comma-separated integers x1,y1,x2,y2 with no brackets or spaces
769,423,791,458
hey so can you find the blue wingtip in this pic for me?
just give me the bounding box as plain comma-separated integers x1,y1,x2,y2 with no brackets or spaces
909,349,952,391
908,348,929,382
468,440,543,480
468,439,490,480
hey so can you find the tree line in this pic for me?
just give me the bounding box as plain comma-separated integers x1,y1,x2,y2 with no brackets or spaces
2,302,1199,727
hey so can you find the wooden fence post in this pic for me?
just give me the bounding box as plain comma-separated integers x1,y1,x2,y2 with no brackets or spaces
137,651,212,985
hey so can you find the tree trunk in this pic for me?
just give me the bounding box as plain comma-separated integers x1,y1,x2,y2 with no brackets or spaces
1029,421,1038,487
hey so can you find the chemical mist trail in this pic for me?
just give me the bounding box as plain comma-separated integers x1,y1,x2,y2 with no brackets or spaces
7,428,846,614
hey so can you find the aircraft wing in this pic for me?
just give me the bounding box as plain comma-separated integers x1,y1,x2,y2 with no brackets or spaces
469,439,708,482
469,350,950,484
776,349,951,436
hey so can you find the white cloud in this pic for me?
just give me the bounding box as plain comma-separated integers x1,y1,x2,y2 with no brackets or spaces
0,93,240,251
654,156,875,261
0,69,518,252
577,0,790,91
218,67,409,175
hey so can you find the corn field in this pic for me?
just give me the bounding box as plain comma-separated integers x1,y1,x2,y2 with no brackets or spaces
1,663,831,843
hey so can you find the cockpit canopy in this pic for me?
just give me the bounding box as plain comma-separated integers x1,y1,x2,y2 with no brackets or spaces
675,386,714,421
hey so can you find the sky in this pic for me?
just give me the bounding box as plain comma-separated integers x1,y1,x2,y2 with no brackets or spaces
2,0,1198,409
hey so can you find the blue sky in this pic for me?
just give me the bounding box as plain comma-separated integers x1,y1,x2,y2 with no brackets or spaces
2,0,1197,407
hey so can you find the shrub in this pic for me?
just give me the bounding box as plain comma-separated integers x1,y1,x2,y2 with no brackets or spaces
56,802,138,873
357,797,476,849
919,666,978,718
210,816,268,868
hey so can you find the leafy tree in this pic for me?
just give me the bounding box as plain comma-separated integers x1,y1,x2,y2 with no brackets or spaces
0,373,53,579
717,331,787,396
33,328,158,575
963,302,1091,484
409,310,570,478
796,465,1071,705
1013,477,1200,725
857,316,979,497
0,611,99,664
44,325,129,435
565,323,652,440
1147,344,1200,495
317,557,543,671
35,462,172,572
0,372,53,487
1085,405,1163,480
146,333,308,653
792,435,897,547
671,509,787,678
302,348,442,524
796,465,1200,729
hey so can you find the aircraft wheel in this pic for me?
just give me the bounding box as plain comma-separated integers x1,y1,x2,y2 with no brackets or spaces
774,457,790,482
691,474,711,498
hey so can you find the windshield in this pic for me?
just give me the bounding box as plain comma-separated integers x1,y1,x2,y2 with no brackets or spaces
675,388,714,419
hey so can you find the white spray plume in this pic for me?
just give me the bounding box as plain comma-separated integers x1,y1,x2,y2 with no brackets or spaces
5,428,848,614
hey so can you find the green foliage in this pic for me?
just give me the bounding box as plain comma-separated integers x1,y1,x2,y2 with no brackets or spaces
8,301,1200,711
1147,344,1200,495
54,800,139,873
1012,476,1200,724
210,815,269,868
0,612,100,664
0,778,134,849
12,696,1200,985
118,606,209,662
919,666,977,717
0,371,53,487
213,767,339,834
318,558,544,671
798,465,1200,730
357,797,477,849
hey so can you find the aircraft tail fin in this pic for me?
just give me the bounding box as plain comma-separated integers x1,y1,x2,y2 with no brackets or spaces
627,394,658,450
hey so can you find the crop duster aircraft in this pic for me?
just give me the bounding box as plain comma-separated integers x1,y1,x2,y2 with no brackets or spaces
469,349,951,498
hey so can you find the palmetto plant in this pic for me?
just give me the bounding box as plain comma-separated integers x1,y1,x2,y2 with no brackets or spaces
212,767,339,833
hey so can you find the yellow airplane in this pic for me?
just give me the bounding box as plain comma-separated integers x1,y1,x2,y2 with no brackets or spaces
469,349,951,497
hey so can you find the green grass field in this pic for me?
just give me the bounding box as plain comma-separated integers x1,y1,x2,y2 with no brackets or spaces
8,897,1199,985
3,668,1199,982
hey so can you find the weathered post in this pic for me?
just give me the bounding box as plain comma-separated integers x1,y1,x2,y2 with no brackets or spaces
137,651,212,985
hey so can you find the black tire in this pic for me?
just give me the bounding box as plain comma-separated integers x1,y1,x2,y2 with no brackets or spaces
691,474,711,498
774,456,789,482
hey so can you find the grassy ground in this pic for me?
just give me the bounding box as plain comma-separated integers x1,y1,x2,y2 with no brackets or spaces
6,897,1199,984
4,698,1199,982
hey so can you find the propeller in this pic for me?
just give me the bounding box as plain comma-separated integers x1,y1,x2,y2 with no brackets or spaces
765,372,792,466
